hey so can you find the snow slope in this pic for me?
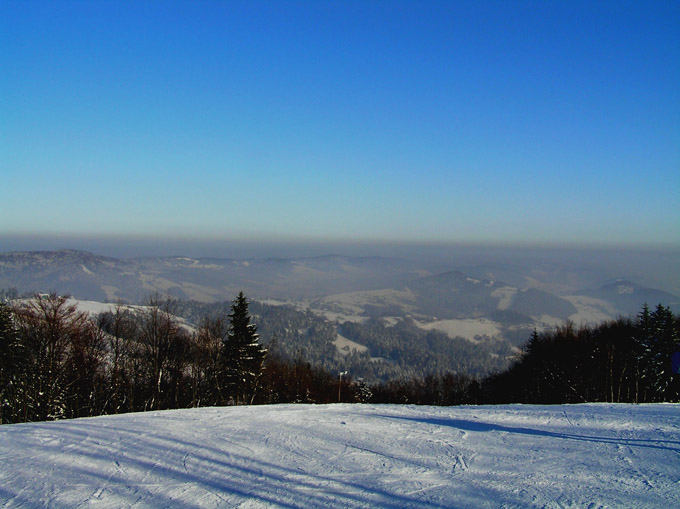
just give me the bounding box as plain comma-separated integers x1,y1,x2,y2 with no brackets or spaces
1,404,678,508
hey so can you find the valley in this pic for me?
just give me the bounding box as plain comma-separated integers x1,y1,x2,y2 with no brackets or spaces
2,249,678,383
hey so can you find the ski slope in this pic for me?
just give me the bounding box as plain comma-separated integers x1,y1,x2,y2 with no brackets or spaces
1,404,678,508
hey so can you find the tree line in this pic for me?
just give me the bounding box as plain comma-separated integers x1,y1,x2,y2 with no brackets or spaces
368,303,680,406
0,291,374,424
0,292,268,423
1,291,678,425
481,304,680,404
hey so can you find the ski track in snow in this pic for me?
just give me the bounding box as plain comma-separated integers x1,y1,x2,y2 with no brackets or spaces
0,404,679,508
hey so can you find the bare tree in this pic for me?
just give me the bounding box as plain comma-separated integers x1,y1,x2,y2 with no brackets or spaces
139,294,184,410
98,303,139,413
13,294,89,421
191,315,228,407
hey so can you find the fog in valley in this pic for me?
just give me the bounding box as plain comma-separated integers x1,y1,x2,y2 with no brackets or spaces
2,233,678,295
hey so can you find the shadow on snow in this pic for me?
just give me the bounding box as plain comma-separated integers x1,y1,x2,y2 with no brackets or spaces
378,415,680,452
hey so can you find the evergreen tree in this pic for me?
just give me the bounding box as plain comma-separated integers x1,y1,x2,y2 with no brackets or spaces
223,292,266,405
0,302,25,423
636,303,654,400
645,304,679,400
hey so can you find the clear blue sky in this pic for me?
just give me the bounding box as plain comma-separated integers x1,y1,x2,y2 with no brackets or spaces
2,1,678,248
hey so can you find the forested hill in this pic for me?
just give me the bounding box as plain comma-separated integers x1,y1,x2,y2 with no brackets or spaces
1,293,678,426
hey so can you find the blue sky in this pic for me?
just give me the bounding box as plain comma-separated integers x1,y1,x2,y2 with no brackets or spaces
2,1,678,248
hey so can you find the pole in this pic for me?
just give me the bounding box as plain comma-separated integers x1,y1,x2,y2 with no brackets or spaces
338,371,347,402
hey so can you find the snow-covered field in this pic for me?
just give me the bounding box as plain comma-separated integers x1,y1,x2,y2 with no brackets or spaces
413,318,503,342
1,404,678,508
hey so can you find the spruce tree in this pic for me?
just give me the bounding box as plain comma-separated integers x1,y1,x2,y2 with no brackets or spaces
222,292,266,405
647,304,679,400
635,304,654,401
0,302,24,423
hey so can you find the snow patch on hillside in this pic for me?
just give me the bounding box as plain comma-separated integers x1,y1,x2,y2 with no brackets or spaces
491,285,517,310
64,298,196,333
414,318,503,342
564,295,618,325
334,333,369,355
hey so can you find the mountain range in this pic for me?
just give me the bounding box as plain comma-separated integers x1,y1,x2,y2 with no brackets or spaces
1,249,676,325
0,249,425,302
3,248,677,382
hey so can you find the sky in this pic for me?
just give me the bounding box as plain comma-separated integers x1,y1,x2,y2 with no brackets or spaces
1,0,679,251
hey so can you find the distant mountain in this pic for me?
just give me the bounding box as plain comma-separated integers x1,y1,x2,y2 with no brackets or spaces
577,280,679,315
404,271,576,321
0,250,137,302
1,250,675,325
0,250,423,302
508,288,577,321
405,271,509,319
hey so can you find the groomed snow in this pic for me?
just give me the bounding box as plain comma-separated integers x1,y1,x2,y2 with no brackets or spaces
1,404,678,508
